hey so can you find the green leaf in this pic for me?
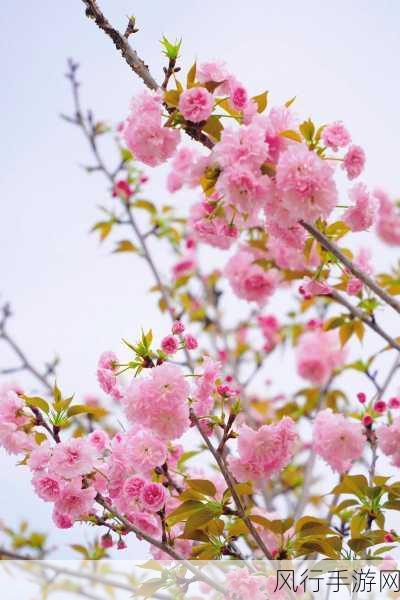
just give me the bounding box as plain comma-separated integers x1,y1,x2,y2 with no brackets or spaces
160,36,182,60
252,91,268,113
113,240,138,253
23,395,50,414
187,479,217,497
91,220,113,241
166,501,204,526
186,62,197,88
331,475,369,500
299,119,315,142
66,404,106,418
285,96,296,108
133,199,157,214
280,129,302,143
202,115,223,141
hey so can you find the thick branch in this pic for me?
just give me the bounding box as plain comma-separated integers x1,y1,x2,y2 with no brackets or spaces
81,0,158,90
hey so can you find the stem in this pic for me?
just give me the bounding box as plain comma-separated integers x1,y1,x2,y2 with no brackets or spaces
301,220,400,315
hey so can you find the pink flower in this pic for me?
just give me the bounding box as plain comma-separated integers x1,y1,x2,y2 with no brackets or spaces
124,475,146,502
213,124,269,171
88,429,109,453
128,511,161,537
313,409,366,473
55,480,96,519
376,417,400,466
192,357,221,417
276,144,337,224
28,442,52,472
32,474,61,502
122,363,190,440
224,248,280,306
184,334,198,350
52,509,73,529
0,423,34,455
0,388,28,426
217,165,270,219
342,145,365,180
229,79,248,111
322,121,351,151
226,568,267,600
178,87,214,123
375,188,400,245
228,417,297,483
125,429,167,473
161,335,179,355
189,201,238,250
122,91,180,167
296,329,346,386
166,147,200,193
262,105,298,163
140,482,166,512
197,60,229,86
342,183,377,231
97,351,121,398
49,438,96,478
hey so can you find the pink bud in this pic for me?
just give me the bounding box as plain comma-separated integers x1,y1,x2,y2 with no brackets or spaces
172,321,185,335
117,539,127,550
357,392,367,404
389,397,400,409
373,400,387,414
100,533,113,548
362,415,373,427
384,533,394,543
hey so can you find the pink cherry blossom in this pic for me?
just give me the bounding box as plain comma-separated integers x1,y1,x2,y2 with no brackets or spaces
178,87,214,123
122,90,180,166
189,201,238,250
28,442,52,472
228,417,297,483
228,78,248,111
122,363,190,440
88,429,109,453
172,320,185,335
197,60,229,86
322,121,351,151
342,144,365,180
261,105,298,163
375,188,400,245
258,315,280,352
32,474,61,502
376,417,400,467
275,144,338,224
299,278,332,299
226,567,267,600
49,438,96,478
343,183,377,231
140,482,166,512
184,334,198,350
313,409,366,473
296,329,346,386
224,248,280,306
52,509,73,529
55,480,96,519
161,335,179,355
128,511,161,537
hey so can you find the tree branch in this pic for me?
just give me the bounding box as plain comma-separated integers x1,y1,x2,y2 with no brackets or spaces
301,220,400,315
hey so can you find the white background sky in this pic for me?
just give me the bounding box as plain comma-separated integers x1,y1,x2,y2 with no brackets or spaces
1,0,400,571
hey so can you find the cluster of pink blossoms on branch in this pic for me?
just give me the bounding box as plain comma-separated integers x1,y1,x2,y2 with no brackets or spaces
3,34,400,574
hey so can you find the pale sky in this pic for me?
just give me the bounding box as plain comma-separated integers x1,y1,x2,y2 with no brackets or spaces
1,0,400,562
